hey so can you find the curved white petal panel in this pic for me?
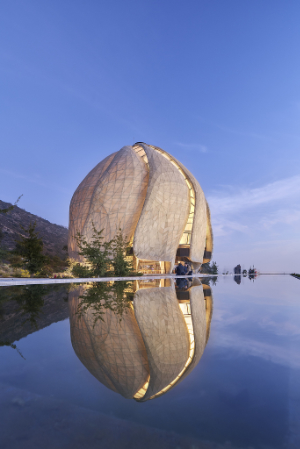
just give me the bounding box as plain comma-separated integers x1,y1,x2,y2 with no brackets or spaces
133,144,189,264
170,155,207,263
176,284,207,385
133,286,190,401
69,146,149,260
68,152,116,259
138,143,207,264
83,146,148,245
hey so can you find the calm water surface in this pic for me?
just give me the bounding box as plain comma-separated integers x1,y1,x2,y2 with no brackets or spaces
0,275,299,449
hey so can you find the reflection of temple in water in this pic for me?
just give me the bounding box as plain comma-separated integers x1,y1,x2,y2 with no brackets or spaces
69,280,213,401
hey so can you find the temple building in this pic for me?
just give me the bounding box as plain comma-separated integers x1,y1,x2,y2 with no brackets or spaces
68,143,213,273
69,280,213,401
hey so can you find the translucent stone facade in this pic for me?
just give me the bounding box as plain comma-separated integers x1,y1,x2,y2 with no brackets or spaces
69,281,213,401
69,142,212,270
133,145,189,265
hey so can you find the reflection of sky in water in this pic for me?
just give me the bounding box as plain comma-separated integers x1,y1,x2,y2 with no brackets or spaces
0,276,299,448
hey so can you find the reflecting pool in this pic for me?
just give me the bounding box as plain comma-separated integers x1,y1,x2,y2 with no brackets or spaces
0,275,299,448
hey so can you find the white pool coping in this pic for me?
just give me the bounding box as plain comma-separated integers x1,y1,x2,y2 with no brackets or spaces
0,273,217,286
0,273,291,286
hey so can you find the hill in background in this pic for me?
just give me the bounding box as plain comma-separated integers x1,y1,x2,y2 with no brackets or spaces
0,200,68,259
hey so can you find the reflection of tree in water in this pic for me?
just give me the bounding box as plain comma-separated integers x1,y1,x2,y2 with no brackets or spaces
201,276,217,286
76,281,134,326
16,285,45,328
234,275,241,285
0,284,64,329
0,341,25,359
0,284,69,361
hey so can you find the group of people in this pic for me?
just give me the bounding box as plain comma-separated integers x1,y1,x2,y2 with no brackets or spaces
175,262,193,276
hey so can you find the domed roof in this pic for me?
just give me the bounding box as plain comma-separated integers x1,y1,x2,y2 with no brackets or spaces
69,143,210,269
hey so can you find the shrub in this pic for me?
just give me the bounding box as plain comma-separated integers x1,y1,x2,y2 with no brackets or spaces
15,221,46,274
13,268,30,278
73,224,112,278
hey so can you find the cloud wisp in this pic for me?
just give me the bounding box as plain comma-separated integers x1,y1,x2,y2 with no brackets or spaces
207,175,300,237
208,175,300,215
213,302,300,369
174,142,208,153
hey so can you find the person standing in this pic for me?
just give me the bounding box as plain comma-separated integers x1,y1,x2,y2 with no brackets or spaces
176,262,185,275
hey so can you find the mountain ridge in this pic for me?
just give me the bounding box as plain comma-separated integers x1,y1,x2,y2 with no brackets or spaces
0,200,68,259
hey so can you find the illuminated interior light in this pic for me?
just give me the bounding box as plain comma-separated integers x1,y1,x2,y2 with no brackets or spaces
132,145,149,168
133,375,150,399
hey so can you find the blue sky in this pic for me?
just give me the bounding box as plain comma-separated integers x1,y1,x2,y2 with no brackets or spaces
1,0,300,272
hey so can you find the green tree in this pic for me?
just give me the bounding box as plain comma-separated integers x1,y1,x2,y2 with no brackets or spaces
0,229,6,260
16,285,45,328
16,221,46,275
71,263,93,278
210,261,218,274
73,224,113,278
200,261,218,274
200,262,211,274
62,244,68,259
73,226,142,278
111,228,135,277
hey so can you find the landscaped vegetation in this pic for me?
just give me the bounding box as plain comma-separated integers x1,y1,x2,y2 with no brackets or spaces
200,261,218,274
0,200,218,279
0,221,70,278
0,215,141,278
72,225,142,278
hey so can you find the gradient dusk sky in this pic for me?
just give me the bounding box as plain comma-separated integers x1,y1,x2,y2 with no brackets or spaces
1,0,300,273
